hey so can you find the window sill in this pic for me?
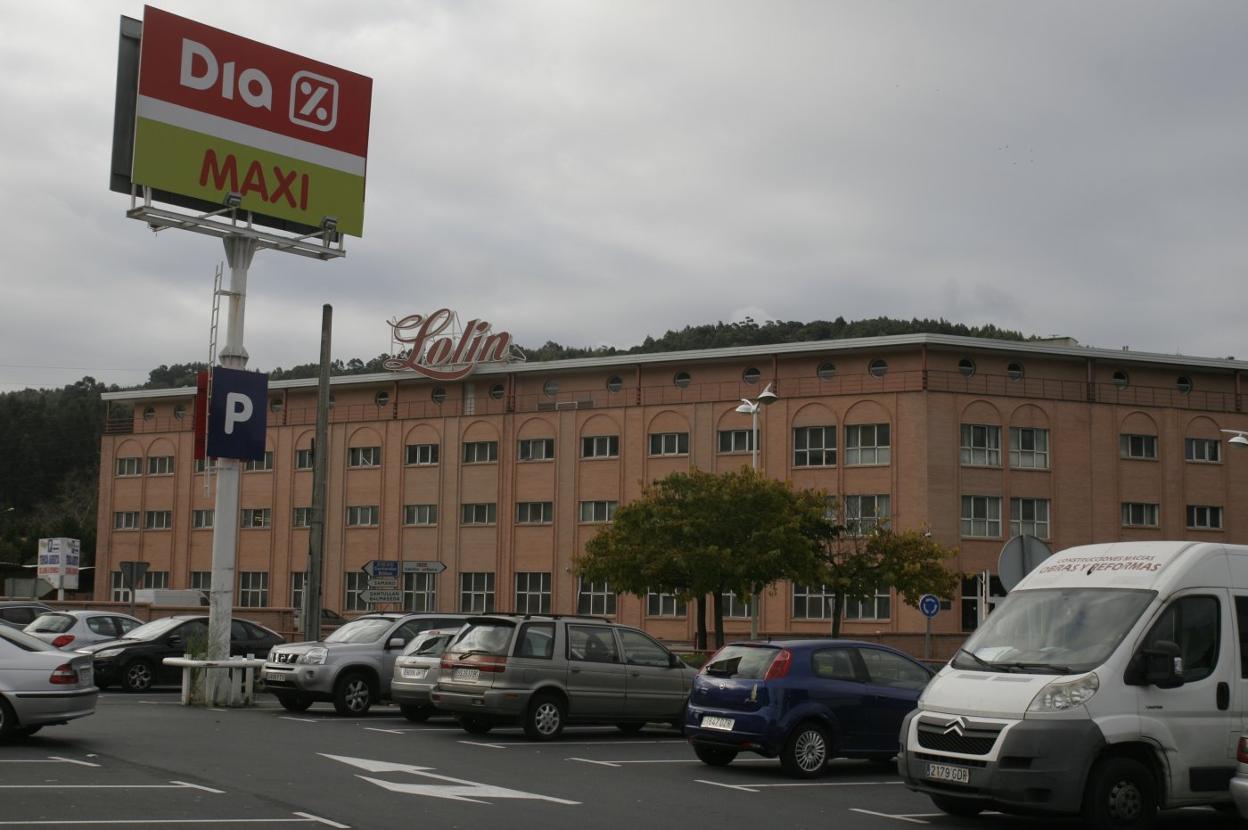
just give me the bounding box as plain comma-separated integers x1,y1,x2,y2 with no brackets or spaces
581,456,621,461
517,458,554,463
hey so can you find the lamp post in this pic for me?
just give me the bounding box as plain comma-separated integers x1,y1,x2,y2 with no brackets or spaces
736,382,779,639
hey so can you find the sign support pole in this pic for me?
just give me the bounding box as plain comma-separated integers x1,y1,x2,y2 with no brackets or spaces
206,234,256,705
303,305,332,640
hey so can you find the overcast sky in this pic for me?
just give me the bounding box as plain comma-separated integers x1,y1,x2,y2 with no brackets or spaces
2,1,1246,391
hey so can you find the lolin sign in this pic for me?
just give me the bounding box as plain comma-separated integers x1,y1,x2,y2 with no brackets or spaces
129,6,372,236
384,309,524,381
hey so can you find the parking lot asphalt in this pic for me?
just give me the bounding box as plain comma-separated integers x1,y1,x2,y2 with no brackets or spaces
0,690,1242,830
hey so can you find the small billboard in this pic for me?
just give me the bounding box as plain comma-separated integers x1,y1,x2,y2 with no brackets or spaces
37,538,81,591
113,6,372,236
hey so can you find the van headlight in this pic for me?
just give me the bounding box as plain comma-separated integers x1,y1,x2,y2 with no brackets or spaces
1028,672,1099,712
299,647,328,665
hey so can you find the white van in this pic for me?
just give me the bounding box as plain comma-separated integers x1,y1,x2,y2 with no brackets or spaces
899,541,1244,829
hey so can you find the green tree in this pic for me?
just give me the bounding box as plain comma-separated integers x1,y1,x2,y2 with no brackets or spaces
575,468,832,649
821,524,961,638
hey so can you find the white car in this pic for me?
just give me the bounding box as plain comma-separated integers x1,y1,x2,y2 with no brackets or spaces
25,611,143,650
0,626,97,739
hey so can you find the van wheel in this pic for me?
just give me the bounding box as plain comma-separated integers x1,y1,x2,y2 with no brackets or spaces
401,705,432,723
332,672,374,716
0,698,16,740
930,794,985,817
693,744,737,766
780,721,829,778
524,694,566,741
275,693,313,713
123,660,155,692
1083,757,1157,830
458,716,493,735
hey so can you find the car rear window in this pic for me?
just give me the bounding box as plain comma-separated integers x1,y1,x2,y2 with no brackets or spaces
452,621,515,656
703,645,779,679
0,625,56,652
28,613,75,633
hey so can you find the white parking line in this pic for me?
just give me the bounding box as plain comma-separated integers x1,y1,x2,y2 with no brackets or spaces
279,717,319,723
693,779,904,793
293,813,351,828
848,809,933,824
170,781,227,794
364,728,405,735
458,741,507,749
555,739,684,747
0,757,100,768
0,816,347,826
0,781,222,792
567,756,776,768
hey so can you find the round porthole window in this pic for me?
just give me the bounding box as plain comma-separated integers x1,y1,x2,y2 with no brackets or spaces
817,362,836,381
431,387,447,404
143,406,156,421
543,379,559,398
1177,376,1193,394
375,391,390,407
743,367,761,385
674,371,691,388
868,359,888,378
1111,371,1129,389
173,404,186,420
1007,362,1025,381
958,358,976,378
328,393,336,408
269,397,284,413
606,376,623,393
489,384,505,400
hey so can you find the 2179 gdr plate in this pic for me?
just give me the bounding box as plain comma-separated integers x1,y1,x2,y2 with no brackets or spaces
926,762,970,784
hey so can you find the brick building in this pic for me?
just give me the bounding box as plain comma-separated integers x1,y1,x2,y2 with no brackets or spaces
95,332,1248,643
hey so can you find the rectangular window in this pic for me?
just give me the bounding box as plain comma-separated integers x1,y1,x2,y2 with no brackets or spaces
582,435,620,459
291,572,304,611
115,457,141,477
518,438,555,461
1010,498,1051,539
794,426,837,467
844,494,891,534
462,441,498,464
345,571,369,612
792,584,836,620
579,500,618,523
960,424,1001,466
143,571,169,590
194,458,217,474
147,456,174,475
960,495,1002,538
190,571,211,592
721,592,752,619
845,423,891,465
192,509,214,529
577,579,616,616
295,448,314,470
240,508,272,529
1120,434,1158,459
110,571,129,602
349,446,381,468
515,572,552,614
403,572,437,612
516,502,554,524
844,586,891,621
238,572,268,608
646,591,687,617
1187,505,1223,530
244,451,274,472
1121,502,1160,528
405,443,439,465
346,505,380,527
292,507,312,528
461,503,497,525
460,572,495,613
1185,438,1221,464
403,504,438,526
648,432,689,456
718,429,754,454
1009,427,1050,469
113,511,139,530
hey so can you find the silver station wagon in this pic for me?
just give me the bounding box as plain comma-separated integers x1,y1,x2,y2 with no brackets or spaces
431,615,695,740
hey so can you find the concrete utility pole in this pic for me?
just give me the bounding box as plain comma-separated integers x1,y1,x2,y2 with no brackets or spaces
303,305,332,641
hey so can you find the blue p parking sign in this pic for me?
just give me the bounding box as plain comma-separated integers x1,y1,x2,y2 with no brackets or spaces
919,594,941,619
206,367,268,461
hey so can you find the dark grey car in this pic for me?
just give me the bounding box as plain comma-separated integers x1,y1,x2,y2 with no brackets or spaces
431,615,695,740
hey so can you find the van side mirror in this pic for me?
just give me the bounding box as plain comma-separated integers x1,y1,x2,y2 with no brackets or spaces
1127,640,1184,688
669,653,684,669
387,637,406,650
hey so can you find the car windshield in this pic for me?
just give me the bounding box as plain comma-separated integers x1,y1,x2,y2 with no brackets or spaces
404,632,451,657
324,618,394,644
27,614,75,633
451,622,514,656
123,617,189,641
0,625,57,651
953,588,1156,674
703,644,780,679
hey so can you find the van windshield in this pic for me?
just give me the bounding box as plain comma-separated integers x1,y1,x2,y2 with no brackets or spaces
953,588,1155,674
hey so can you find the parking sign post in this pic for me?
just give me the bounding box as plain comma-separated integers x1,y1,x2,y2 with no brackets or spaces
919,594,941,660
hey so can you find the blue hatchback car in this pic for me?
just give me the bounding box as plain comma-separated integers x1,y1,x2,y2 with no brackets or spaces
685,639,933,778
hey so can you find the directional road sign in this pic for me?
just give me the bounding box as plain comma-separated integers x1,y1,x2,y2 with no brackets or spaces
368,576,399,590
402,561,447,574
361,589,402,604
362,560,400,578
919,594,941,619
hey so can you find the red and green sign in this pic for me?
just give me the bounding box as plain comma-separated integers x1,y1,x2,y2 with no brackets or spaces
132,6,372,236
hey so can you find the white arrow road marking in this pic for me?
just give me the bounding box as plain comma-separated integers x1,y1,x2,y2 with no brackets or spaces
320,754,578,805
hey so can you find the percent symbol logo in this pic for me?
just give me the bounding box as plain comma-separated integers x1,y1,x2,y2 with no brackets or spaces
289,70,339,131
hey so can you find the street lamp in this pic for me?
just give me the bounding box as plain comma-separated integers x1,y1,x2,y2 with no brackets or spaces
1221,429,1248,447
735,382,779,639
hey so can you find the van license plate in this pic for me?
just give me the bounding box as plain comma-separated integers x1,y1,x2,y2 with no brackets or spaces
701,716,735,731
453,668,479,682
926,763,970,784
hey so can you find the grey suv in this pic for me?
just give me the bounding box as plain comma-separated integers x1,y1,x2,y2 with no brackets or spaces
431,615,695,740
262,612,468,715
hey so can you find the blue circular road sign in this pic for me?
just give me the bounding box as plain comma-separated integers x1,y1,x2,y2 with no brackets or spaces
919,594,941,619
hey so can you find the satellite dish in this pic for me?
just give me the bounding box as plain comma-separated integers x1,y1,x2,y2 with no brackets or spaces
998,534,1053,592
